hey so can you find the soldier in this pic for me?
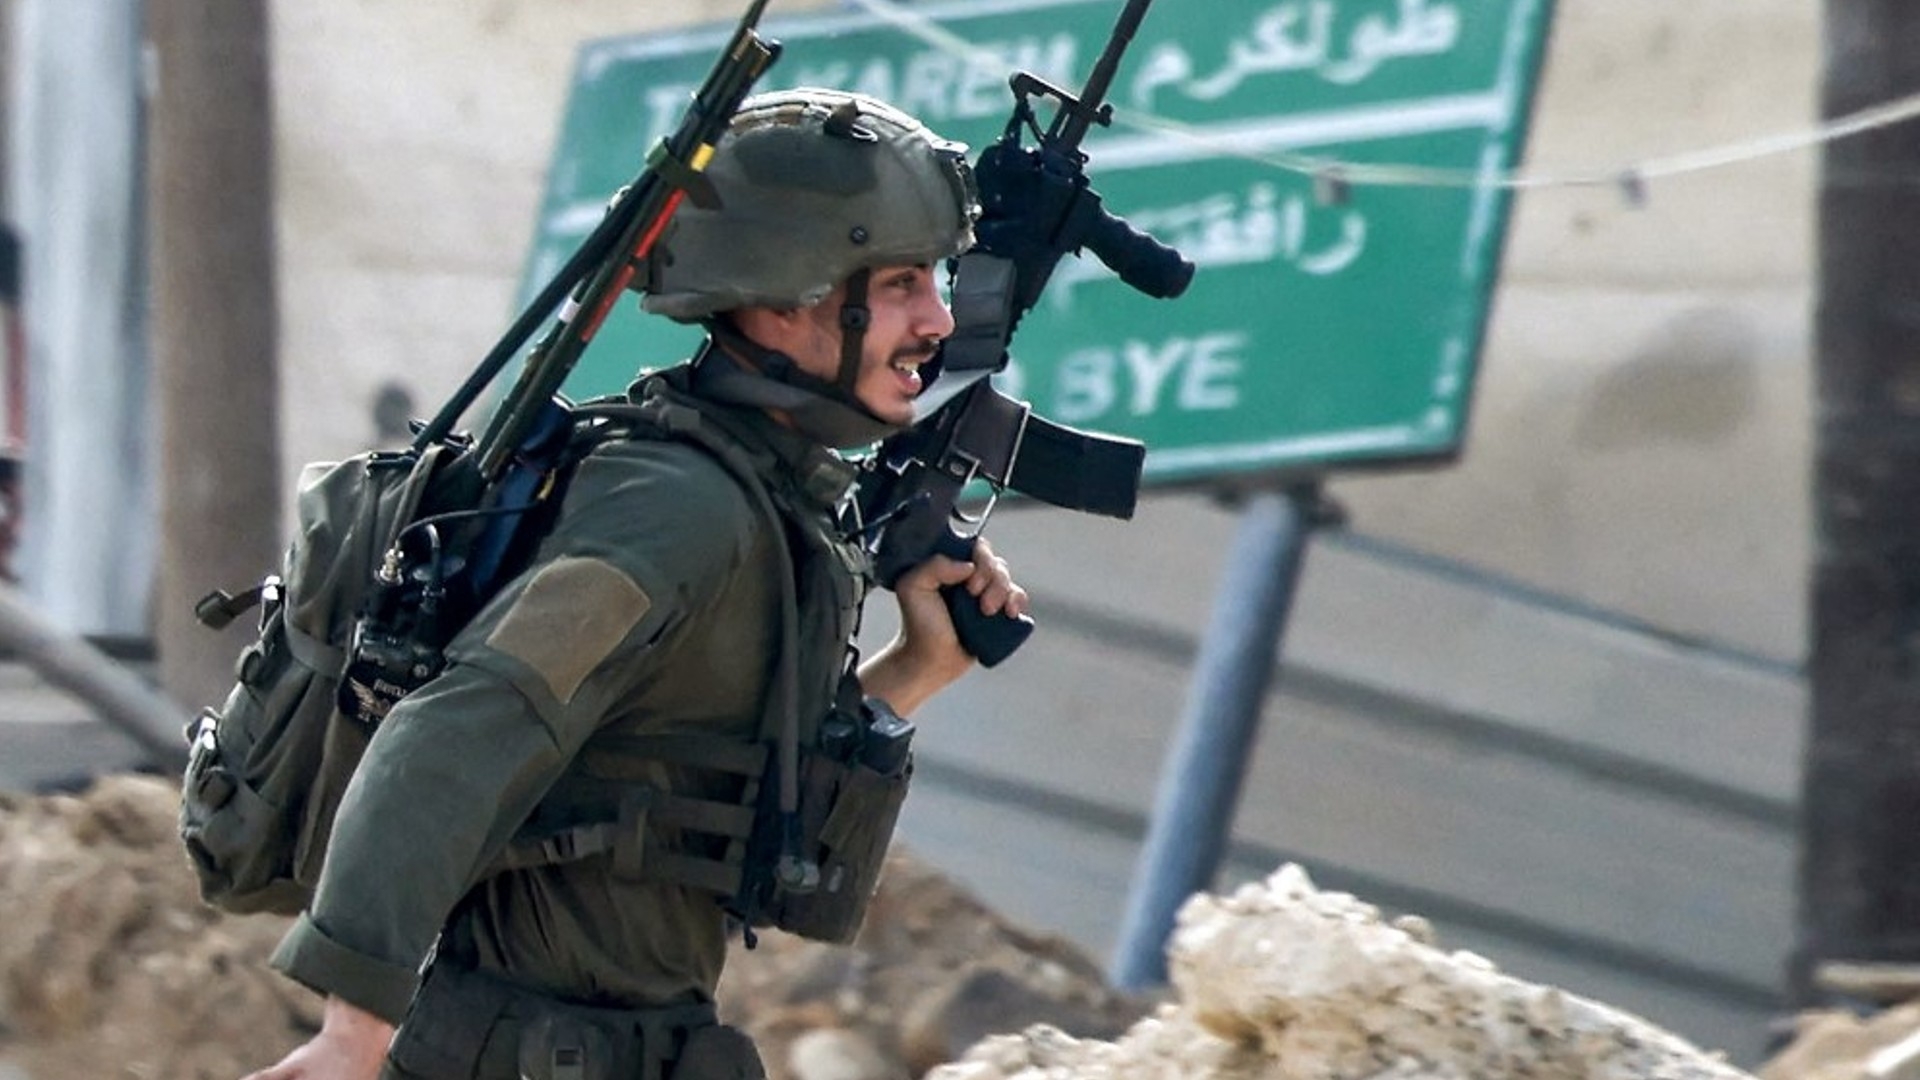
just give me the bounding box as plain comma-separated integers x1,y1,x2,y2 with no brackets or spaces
243,88,1025,1080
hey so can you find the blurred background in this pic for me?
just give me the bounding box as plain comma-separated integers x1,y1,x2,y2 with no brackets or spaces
3,0,1901,1069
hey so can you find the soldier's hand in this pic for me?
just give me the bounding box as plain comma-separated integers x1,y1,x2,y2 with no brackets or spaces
861,536,1027,715
241,996,393,1080
947,534,1028,622
897,535,1027,661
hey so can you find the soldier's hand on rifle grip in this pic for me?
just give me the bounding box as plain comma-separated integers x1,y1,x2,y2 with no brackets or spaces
933,531,1034,667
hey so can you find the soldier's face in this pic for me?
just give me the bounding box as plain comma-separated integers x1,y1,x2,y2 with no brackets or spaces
794,263,953,426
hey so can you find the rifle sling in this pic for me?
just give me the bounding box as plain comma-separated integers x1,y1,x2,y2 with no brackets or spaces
950,385,1026,485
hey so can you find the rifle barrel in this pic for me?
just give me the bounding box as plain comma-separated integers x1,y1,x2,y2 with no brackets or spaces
1053,0,1154,147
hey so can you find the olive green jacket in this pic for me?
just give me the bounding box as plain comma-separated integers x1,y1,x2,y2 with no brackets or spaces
270,369,867,1023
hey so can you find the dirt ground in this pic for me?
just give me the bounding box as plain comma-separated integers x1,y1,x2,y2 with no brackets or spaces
0,774,1908,1079
0,774,1142,1080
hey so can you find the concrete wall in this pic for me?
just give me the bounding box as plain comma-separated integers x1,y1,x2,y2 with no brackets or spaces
1333,0,1816,662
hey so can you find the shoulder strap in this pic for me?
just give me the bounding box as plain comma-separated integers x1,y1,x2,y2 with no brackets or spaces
574,395,805,756
600,395,809,819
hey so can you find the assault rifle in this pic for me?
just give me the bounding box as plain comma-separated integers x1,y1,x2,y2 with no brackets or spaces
856,0,1193,666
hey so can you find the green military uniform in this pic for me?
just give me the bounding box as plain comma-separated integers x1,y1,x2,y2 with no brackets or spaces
269,366,867,1078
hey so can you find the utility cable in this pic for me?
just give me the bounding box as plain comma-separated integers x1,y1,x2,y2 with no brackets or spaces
844,0,1920,198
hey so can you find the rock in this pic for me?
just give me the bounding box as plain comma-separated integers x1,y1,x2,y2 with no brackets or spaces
3,776,1803,1080
1760,1003,1920,1080
898,966,1134,1075
928,863,1758,1080
0,775,306,1080
787,1027,899,1080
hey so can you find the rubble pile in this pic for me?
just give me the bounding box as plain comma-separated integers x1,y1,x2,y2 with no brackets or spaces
0,775,1139,1080
932,864,1759,1080
0,775,307,1080
0,775,1908,1079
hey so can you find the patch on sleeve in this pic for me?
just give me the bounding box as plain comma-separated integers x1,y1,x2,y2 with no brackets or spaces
485,556,652,704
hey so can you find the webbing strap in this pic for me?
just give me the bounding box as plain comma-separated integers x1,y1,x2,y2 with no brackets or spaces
283,616,346,674
582,732,769,777
836,268,871,396
493,786,756,877
490,819,628,874
643,137,721,210
192,579,271,630
655,793,757,838
646,852,744,895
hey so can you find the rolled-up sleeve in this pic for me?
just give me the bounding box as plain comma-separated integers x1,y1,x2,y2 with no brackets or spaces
271,911,421,1024
269,663,577,1019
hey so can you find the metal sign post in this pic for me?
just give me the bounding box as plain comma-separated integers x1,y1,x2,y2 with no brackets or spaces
1110,484,1327,989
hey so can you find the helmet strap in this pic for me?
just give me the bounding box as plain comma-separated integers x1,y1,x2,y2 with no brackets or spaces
836,268,872,396
696,320,900,450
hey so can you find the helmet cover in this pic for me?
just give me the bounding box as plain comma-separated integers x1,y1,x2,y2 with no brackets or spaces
644,88,978,321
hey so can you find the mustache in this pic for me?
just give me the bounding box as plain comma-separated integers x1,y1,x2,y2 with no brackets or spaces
890,339,940,365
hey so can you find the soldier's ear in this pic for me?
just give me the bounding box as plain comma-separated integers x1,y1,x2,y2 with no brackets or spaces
729,305,792,350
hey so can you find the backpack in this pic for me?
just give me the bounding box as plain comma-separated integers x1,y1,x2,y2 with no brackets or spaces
178,389,912,944
177,412,557,915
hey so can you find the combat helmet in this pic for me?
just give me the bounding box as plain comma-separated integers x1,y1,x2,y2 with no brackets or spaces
644,88,978,447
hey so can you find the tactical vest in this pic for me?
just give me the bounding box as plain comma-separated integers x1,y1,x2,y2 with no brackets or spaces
181,373,911,946
495,383,911,945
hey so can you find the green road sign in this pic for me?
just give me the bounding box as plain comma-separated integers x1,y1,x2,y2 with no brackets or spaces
520,0,1554,484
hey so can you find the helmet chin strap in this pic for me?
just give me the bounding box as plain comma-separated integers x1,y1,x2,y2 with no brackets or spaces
695,317,900,451
836,268,872,397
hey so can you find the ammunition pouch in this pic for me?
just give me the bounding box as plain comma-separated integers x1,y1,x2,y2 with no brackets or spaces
736,694,914,943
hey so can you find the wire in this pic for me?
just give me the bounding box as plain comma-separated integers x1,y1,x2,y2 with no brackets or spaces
843,0,1920,196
